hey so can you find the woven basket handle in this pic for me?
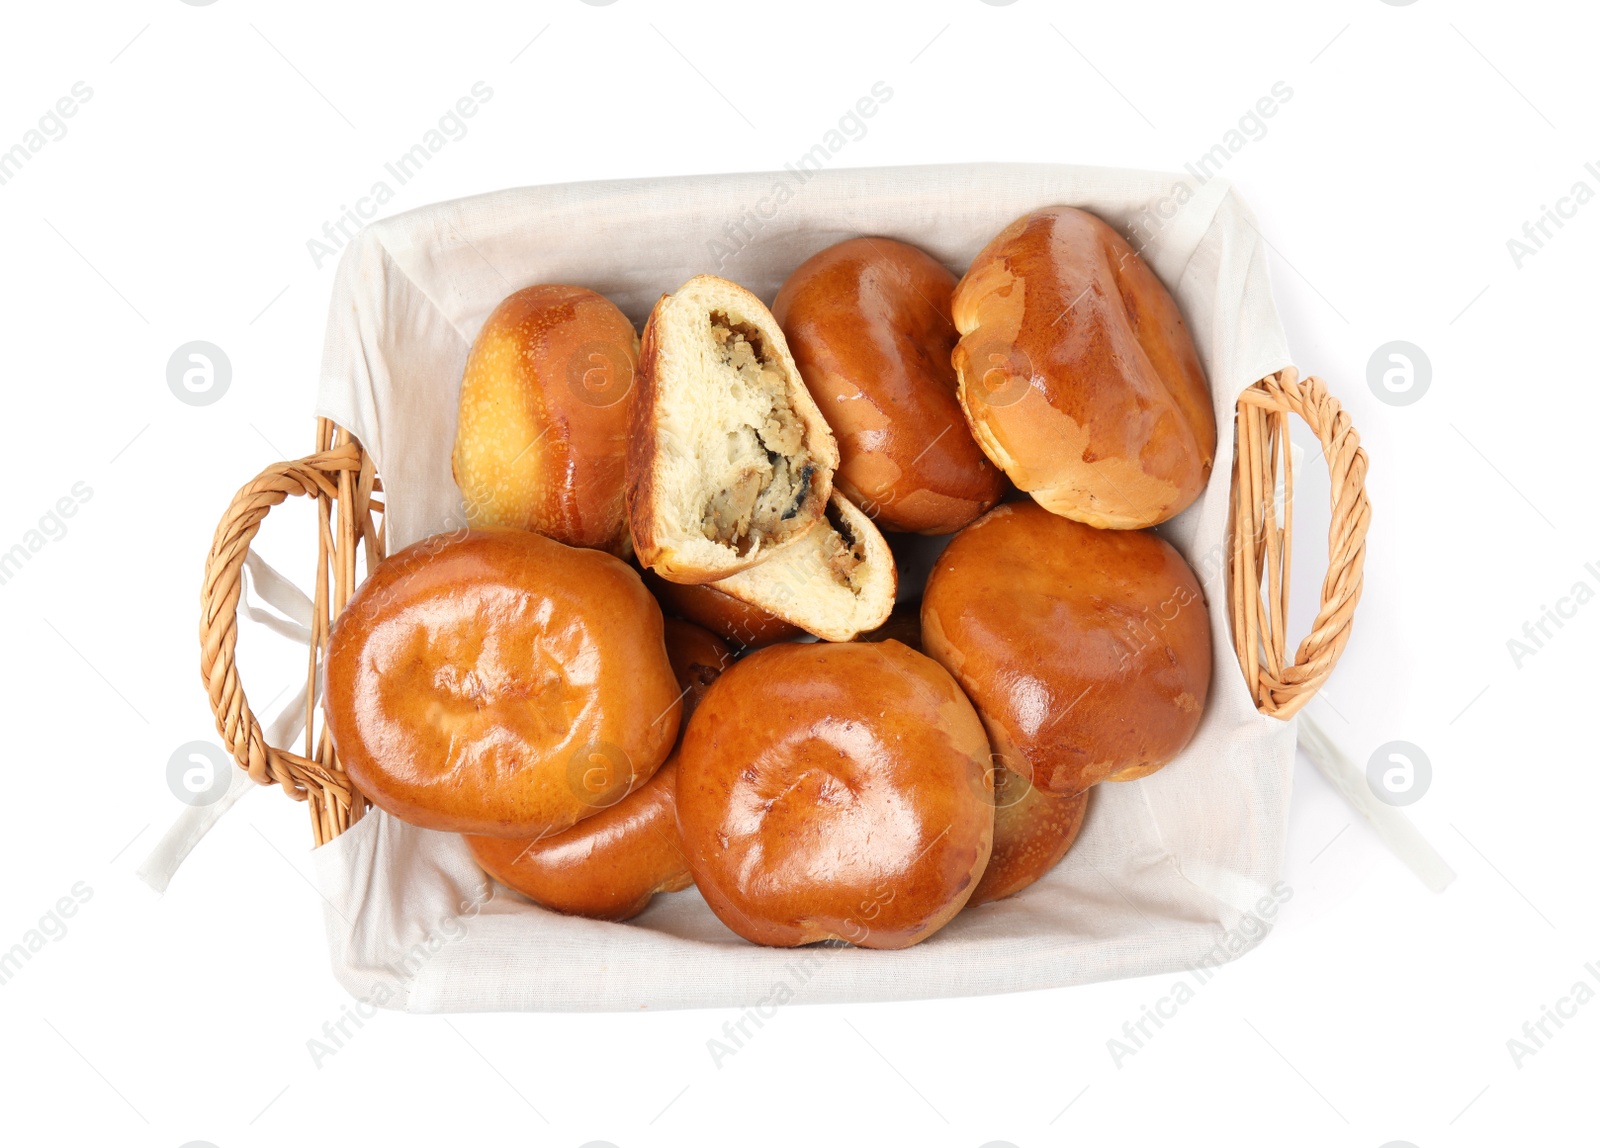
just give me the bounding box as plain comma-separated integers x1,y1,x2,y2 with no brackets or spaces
1229,367,1370,719
199,423,382,844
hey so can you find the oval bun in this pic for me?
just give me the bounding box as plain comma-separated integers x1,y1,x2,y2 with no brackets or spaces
970,769,1089,906
922,501,1211,795
644,569,804,648
676,640,993,949
952,206,1216,529
452,284,639,555
324,529,682,837
774,237,1005,534
855,602,923,650
662,617,735,722
466,757,692,922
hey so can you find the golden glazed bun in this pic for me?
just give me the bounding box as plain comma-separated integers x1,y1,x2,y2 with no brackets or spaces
970,770,1090,906
324,529,682,837
460,619,730,921
644,569,804,648
662,617,735,722
627,275,839,582
452,284,640,555
952,206,1217,529
676,641,993,949
772,237,1005,534
855,602,924,650
708,491,895,642
921,501,1211,795
466,757,692,922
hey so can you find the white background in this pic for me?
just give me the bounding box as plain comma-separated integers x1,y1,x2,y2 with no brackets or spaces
1,1,1595,1145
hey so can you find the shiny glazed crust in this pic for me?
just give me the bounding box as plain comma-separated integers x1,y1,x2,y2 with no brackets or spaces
921,501,1212,795
466,759,692,921
324,529,682,837
773,237,1005,534
662,617,735,723
675,640,993,949
451,284,640,555
952,206,1216,529
969,771,1090,905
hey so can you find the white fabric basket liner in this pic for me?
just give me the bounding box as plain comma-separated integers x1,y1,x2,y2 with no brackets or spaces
310,162,1297,1012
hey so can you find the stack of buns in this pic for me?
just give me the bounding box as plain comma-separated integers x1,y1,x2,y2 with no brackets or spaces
323,203,1218,950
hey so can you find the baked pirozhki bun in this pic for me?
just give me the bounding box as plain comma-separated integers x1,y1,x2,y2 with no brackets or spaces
452,284,639,555
921,501,1211,794
626,275,840,582
772,237,1005,534
970,770,1090,906
465,757,691,922
855,602,923,650
676,641,993,949
662,618,734,723
644,570,804,648
324,529,682,837
710,491,895,642
952,206,1216,529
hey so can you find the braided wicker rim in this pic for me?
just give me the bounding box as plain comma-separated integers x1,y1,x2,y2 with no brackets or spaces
1230,368,1370,719
201,371,1367,843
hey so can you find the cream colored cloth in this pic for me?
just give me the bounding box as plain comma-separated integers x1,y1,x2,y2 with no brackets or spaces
308,164,1300,1011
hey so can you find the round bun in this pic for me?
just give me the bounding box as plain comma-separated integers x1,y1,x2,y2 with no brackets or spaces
676,641,993,949
773,237,1005,534
662,617,734,722
452,284,639,555
952,206,1216,529
922,501,1211,794
465,757,692,921
325,529,682,837
644,569,803,647
970,770,1090,906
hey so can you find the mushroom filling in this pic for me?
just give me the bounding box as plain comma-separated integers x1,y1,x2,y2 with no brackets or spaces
821,503,867,591
699,312,819,555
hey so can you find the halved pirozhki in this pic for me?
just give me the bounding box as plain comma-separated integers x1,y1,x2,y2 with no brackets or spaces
626,275,839,583
710,490,896,642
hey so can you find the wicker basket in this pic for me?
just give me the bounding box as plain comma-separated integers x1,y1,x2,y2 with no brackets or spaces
199,367,1368,846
